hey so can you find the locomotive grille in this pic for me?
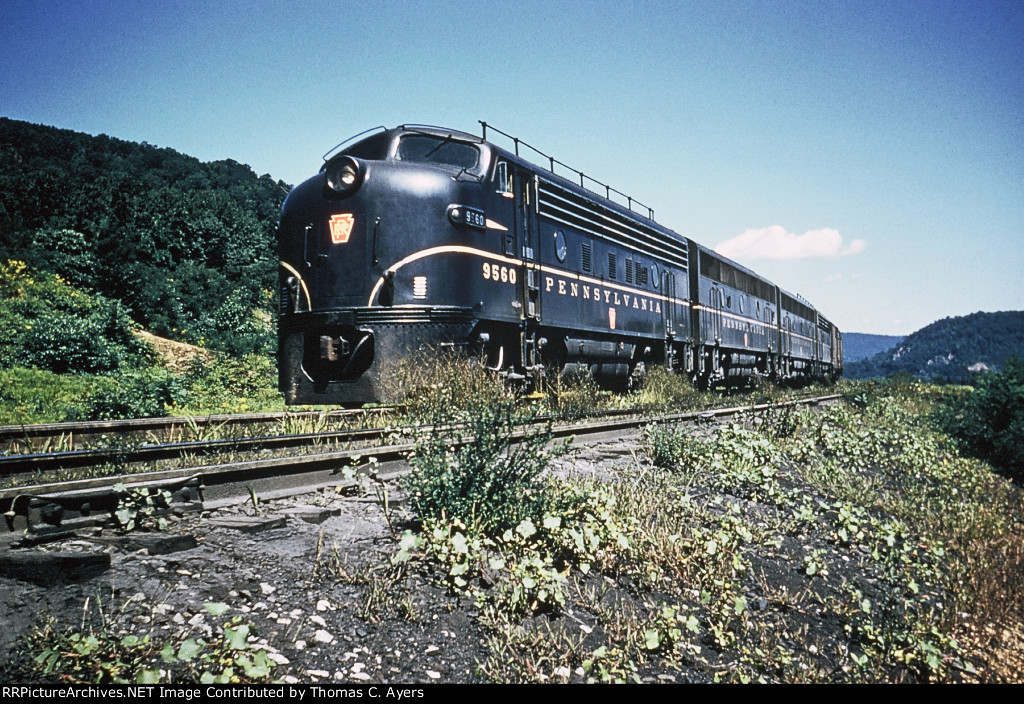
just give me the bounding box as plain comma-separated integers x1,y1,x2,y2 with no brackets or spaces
582,242,592,273
538,180,688,270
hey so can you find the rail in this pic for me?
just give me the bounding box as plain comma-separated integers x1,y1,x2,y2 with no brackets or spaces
1,394,842,534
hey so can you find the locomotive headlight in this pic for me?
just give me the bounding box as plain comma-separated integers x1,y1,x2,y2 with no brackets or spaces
323,156,364,198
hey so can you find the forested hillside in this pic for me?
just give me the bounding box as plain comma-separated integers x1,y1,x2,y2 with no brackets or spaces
845,311,1024,382
842,333,904,363
0,117,288,355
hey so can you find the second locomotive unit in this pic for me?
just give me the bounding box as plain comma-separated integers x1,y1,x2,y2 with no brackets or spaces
278,123,842,405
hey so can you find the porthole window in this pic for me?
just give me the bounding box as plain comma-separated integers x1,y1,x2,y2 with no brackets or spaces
651,263,659,287
553,230,567,262
739,296,745,314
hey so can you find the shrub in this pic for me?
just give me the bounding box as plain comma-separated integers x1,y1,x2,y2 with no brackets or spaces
194,288,275,356
0,367,104,424
934,357,1024,479
172,353,282,415
85,367,188,420
402,400,569,536
0,260,152,374
644,422,699,469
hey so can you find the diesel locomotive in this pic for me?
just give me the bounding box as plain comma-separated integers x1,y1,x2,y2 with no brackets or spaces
277,123,842,405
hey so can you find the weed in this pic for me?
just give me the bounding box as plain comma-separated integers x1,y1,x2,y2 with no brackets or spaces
382,349,510,424
19,601,277,684
402,399,569,537
112,484,173,532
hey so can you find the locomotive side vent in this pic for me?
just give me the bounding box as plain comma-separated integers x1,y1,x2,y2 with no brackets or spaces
608,252,617,280
582,242,592,273
537,180,688,270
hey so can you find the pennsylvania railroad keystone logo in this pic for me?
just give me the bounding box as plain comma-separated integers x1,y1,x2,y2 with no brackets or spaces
329,214,355,244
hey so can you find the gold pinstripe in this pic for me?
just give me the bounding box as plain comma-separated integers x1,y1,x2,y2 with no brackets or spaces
279,261,312,311
364,245,821,346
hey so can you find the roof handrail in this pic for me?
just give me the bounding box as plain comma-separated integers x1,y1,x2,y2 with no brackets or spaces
322,126,386,162
480,121,655,221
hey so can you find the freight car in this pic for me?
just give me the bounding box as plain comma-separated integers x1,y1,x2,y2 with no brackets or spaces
277,123,842,405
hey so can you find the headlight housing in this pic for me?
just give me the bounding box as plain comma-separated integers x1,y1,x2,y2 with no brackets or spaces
322,156,364,198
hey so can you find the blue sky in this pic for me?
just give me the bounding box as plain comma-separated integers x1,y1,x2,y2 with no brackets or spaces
3,0,1022,335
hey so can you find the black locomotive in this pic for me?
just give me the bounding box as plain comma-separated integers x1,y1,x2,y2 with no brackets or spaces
277,123,842,405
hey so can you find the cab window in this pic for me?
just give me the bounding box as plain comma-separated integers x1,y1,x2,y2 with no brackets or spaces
397,135,479,169
342,133,390,160
494,160,512,195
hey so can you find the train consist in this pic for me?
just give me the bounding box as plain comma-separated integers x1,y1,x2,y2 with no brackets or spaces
277,123,842,405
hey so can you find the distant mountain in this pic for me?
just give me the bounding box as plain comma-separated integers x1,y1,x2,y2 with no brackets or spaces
842,333,905,363
844,311,1024,382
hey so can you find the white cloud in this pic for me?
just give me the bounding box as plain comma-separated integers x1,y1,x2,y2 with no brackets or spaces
714,226,866,261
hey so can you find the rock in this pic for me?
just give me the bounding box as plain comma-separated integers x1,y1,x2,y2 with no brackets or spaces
0,551,110,584
208,516,287,533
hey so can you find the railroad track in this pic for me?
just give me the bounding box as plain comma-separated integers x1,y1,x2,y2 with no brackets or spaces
0,407,390,452
1,394,841,536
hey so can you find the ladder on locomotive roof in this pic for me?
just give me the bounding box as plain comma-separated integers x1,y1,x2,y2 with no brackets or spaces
480,121,656,222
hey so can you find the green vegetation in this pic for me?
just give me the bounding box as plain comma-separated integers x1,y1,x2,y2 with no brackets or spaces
934,357,1024,479
23,601,277,684
389,377,1023,683
0,120,290,423
0,117,285,356
0,257,288,423
845,311,1024,382
0,260,153,374
401,399,571,536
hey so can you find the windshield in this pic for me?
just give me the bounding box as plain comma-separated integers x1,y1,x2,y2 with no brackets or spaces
396,134,480,170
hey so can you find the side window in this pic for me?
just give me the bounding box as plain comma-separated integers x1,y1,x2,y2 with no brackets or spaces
494,160,512,196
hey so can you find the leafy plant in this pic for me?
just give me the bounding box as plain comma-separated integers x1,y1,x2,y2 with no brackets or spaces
112,484,173,532
20,602,277,684
402,399,569,536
